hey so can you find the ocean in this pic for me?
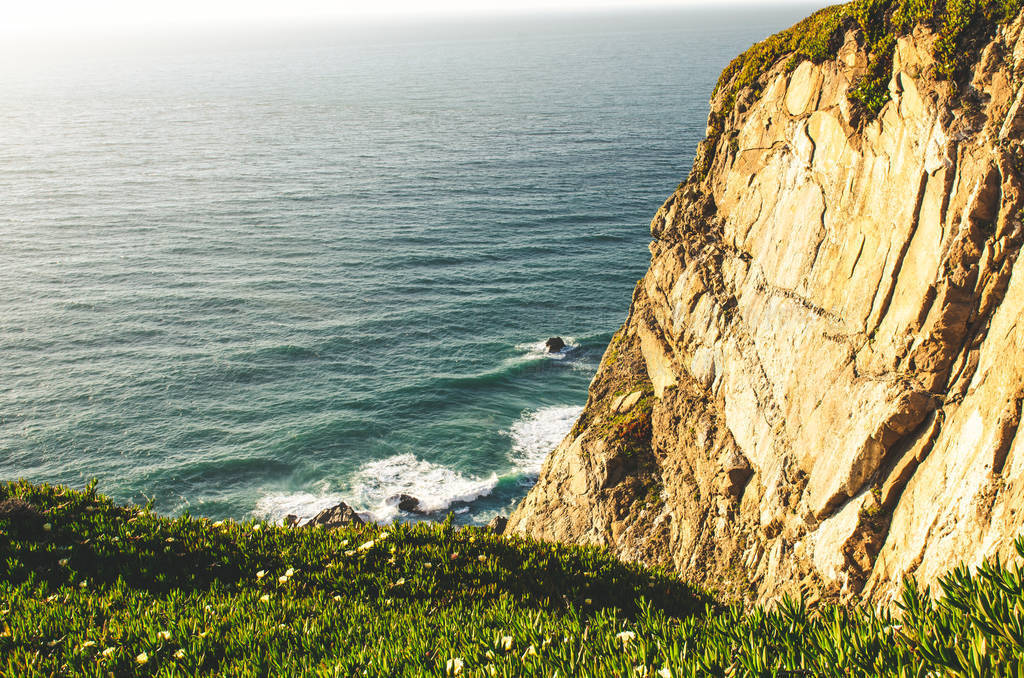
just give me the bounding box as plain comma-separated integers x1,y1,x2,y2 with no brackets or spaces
0,5,815,524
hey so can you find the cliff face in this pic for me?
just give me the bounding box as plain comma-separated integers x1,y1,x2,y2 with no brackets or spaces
511,13,1024,604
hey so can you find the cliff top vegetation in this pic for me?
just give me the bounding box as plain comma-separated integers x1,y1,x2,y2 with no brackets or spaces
687,0,1024,180
717,0,1023,116
3,481,1024,676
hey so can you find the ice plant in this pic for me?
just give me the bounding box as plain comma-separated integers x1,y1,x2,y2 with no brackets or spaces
136,652,148,665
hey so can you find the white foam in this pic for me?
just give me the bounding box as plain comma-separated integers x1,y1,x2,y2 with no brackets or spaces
252,454,499,524
347,453,499,522
506,404,583,475
254,406,582,525
252,482,349,524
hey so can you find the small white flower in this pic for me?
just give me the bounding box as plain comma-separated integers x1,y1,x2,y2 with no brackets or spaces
252,524,262,532
499,635,513,652
340,539,349,547
174,649,186,659
445,657,464,675
212,520,224,527
478,555,487,562
424,562,432,569
101,647,116,658
358,540,375,551
260,594,270,603
256,570,267,579
81,640,96,649
58,558,69,567
136,651,149,665
278,575,288,583
657,667,672,678
333,594,342,602
42,523,52,532
284,567,295,577
345,549,356,557
378,531,389,540
78,581,87,589
157,630,171,641
616,631,636,645
521,644,538,660
394,578,406,586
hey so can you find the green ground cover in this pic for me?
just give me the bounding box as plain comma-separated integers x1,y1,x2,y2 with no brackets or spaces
2,480,1024,676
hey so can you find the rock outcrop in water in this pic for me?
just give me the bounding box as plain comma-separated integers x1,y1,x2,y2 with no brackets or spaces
511,5,1024,604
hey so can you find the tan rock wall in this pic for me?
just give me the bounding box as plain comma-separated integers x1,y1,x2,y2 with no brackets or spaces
511,18,1024,604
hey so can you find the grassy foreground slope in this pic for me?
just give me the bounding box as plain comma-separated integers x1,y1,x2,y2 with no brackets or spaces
2,482,1024,676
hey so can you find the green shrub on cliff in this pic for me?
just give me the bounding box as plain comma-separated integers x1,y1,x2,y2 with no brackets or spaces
3,481,1024,676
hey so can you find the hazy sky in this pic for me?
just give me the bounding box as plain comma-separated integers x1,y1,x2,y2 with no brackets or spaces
6,0,825,40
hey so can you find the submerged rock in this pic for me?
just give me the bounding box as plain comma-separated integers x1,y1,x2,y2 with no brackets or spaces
545,337,566,353
390,494,425,515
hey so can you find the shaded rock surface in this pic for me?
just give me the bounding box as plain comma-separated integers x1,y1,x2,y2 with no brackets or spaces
0,498,43,533
512,16,1024,605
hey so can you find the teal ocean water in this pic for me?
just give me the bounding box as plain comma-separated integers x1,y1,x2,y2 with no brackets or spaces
0,6,812,524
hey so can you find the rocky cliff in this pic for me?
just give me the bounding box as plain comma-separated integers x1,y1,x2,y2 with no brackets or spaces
510,2,1024,605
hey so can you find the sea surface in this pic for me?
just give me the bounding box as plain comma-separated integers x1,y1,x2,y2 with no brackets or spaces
0,5,814,524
